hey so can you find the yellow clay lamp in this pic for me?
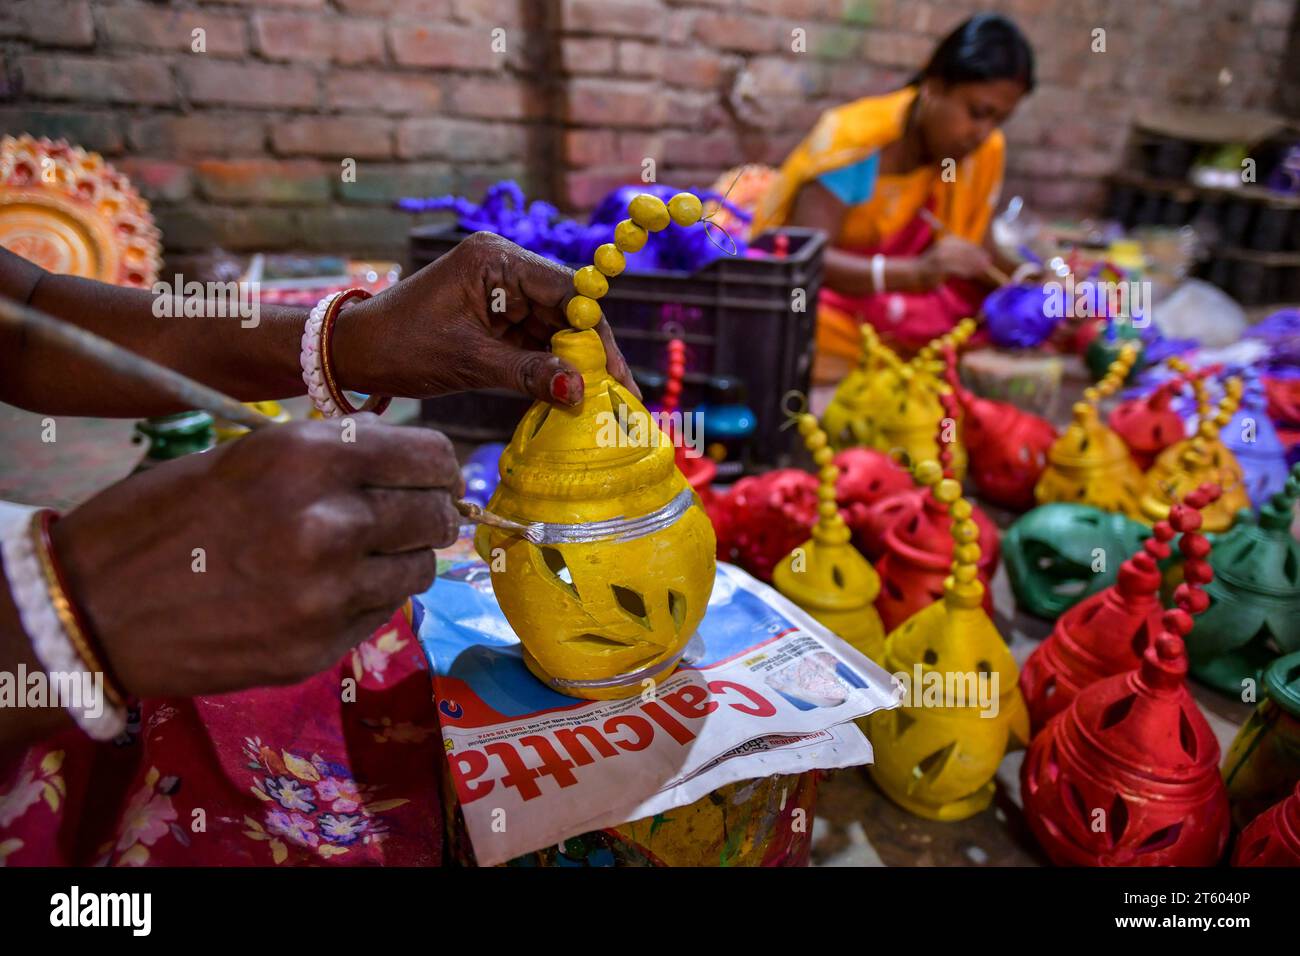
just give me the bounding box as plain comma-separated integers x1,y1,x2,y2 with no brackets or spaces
773,412,886,664
867,471,1029,821
1139,374,1249,532
822,324,888,450
475,192,717,700
1034,343,1144,516
868,319,974,476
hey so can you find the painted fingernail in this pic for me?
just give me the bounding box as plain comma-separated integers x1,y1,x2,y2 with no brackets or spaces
550,371,580,405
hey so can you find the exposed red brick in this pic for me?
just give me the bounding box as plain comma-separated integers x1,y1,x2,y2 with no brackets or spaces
564,128,617,167
198,0,324,7
335,163,457,202
692,13,777,53
0,109,123,154
616,40,663,79
450,77,541,120
396,118,529,161
98,4,247,55
333,0,449,14
325,71,443,114
128,115,266,157
272,116,395,159
861,29,934,70
115,159,195,202
661,48,725,90
564,168,638,210
662,130,742,168
452,0,528,26
616,131,664,166
195,159,332,204
388,23,503,71
17,55,174,106
0,0,94,48
561,37,616,75
561,0,665,38
566,78,667,128
181,60,317,109
253,13,384,64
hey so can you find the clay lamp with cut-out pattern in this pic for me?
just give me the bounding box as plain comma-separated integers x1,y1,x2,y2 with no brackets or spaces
1232,781,1300,867
940,344,1056,512
1223,650,1300,830
1021,623,1230,866
1035,343,1145,517
1139,374,1250,533
1021,486,1220,736
869,459,999,631
865,472,1029,821
1003,503,1152,619
474,192,717,700
1183,462,1300,696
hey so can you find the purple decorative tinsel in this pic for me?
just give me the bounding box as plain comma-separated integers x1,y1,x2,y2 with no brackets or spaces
982,284,1061,348
398,180,750,273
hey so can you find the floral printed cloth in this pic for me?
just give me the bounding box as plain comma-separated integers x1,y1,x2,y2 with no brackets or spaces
0,611,444,866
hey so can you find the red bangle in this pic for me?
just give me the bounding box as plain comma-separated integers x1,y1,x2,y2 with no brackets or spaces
319,288,392,417
35,510,129,708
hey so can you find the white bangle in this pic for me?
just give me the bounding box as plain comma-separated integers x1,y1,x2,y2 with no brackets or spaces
1,512,126,741
301,291,347,418
871,254,887,294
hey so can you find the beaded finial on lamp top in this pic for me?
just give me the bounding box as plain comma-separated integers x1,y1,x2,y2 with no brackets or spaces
772,411,887,663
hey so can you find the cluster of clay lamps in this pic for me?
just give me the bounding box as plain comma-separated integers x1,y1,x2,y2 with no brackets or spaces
821,319,975,478
475,191,717,700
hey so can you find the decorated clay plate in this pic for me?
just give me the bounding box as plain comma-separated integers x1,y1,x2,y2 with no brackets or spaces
0,134,161,288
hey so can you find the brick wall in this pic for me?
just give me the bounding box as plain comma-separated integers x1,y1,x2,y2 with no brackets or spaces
1,0,1295,265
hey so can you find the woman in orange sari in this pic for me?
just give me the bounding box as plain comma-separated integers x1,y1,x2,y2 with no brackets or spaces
752,14,1035,378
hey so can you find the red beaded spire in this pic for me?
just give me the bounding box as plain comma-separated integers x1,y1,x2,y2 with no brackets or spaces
1021,482,1221,734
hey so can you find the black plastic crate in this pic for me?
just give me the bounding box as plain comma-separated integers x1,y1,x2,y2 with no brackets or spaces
409,224,826,469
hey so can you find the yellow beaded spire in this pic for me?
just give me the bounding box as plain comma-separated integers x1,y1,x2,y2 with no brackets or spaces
1140,371,1250,531
1034,343,1145,516
867,459,1029,821
863,321,974,477
773,410,887,663
565,192,704,331
823,324,886,449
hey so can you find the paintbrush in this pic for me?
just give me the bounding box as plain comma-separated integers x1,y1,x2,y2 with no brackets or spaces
917,207,1014,286
0,293,545,544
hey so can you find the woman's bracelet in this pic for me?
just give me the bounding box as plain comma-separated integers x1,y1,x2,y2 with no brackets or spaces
1,509,127,741
871,254,887,294
301,288,392,419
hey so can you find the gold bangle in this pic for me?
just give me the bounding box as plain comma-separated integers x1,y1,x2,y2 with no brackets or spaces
30,510,127,710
